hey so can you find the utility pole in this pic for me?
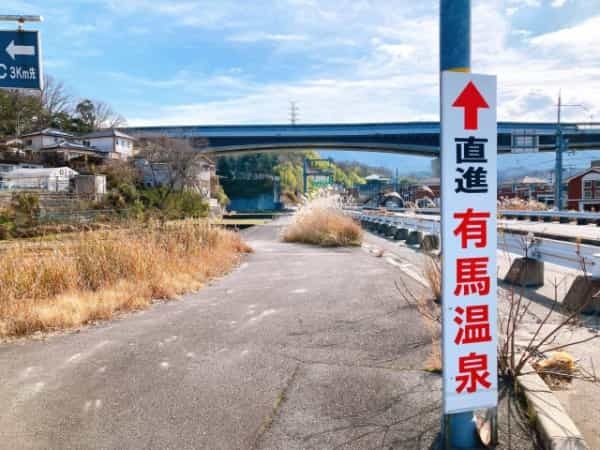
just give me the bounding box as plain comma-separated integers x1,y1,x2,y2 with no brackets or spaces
303,157,308,194
553,93,591,210
554,92,564,210
289,101,299,126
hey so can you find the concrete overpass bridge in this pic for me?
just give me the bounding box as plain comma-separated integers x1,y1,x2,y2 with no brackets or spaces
124,121,600,156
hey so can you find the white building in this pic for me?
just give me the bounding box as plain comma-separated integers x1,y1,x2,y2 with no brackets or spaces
17,128,137,161
1,167,79,192
20,128,78,150
80,129,136,159
135,156,215,198
0,162,43,175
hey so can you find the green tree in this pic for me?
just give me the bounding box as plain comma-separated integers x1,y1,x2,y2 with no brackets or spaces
0,90,44,136
74,99,96,133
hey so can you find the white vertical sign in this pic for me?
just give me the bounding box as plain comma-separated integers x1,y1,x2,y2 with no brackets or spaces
441,71,498,414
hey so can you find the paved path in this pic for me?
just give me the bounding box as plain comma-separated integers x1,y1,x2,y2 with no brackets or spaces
0,219,441,450
365,227,600,449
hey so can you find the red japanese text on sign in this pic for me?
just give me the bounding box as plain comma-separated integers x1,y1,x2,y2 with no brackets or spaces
454,257,490,296
453,208,490,249
454,305,492,345
456,352,492,394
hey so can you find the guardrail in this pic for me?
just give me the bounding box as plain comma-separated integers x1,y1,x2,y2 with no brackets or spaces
346,205,600,224
351,210,600,277
498,232,600,278
499,209,600,224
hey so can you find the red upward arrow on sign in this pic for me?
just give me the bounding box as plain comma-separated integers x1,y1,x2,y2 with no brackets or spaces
452,81,489,130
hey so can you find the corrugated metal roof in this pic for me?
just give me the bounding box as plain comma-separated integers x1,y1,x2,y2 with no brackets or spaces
20,128,75,138
3,167,78,178
81,129,136,140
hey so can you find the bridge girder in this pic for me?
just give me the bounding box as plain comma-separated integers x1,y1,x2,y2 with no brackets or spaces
125,122,600,157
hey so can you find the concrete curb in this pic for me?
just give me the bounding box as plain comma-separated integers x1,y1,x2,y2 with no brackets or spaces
517,363,589,450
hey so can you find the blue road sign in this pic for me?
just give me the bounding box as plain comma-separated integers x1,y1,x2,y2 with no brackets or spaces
0,30,42,90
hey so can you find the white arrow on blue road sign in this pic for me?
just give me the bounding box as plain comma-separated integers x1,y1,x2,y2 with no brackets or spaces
5,40,36,60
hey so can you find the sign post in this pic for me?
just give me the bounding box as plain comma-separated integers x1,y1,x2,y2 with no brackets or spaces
440,1,499,447
441,71,498,447
0,29,43,90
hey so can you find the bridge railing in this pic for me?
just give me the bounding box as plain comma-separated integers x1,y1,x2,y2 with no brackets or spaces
351,210,600,277
349,205,600,224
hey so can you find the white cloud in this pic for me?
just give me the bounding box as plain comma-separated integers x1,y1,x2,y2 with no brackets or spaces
227,32,308,43
128,76,439,126
507,0,542,6
101,0,599,126
550,0,567,7
107,71,252,93
529,15,600,56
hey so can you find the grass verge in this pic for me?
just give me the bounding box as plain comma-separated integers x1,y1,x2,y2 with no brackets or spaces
282,207,362,247
0,220,252,337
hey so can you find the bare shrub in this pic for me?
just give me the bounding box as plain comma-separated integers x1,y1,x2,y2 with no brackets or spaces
0,220,252,337
498,272,599,386
283,208,362,247
424,255,441,303
396,277,442,372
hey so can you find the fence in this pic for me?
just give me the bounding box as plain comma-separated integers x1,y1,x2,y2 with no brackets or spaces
351,210,600,277
0,175,72,192
348,205,600,224
38,209,130,224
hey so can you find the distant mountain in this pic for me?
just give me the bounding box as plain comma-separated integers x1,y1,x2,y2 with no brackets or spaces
319,150,434,176
321,149,600,179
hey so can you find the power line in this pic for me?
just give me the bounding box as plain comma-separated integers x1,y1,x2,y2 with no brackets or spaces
289,101,299,126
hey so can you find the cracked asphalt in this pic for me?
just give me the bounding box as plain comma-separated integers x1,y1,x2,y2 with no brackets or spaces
0,217,452,449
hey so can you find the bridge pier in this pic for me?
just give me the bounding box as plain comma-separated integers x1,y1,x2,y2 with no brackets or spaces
504,257,544,287
406,230,423,246
431,157,441,178
421,234,439,251
394,227,409,241
386,224,399,238
379,222,391,235
563,256,600,314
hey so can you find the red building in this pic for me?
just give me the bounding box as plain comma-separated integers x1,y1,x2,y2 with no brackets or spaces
567,162,600,211
400,177,440,203
497,176,553,205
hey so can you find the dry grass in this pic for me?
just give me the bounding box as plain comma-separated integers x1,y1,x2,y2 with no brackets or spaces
416,294,442,373
282,207,362,247
0,220,252,337
498,197,548,211
424,255,441,304
396,276,442,373
533,352,576,388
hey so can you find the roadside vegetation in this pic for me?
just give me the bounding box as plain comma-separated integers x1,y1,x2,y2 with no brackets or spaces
216,151,379,205
283,206,362,247
0,136,232,241
498,197,548,211
0,220,252,338
0,187,212,240
397,249,599,386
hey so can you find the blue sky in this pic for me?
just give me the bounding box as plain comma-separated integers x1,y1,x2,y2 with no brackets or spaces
3,0,600,173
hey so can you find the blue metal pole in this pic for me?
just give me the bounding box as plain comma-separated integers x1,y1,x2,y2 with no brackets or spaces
440,1,480,448
440,0,471,73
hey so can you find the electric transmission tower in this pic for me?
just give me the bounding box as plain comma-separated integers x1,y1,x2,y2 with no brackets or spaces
289,101,299,125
